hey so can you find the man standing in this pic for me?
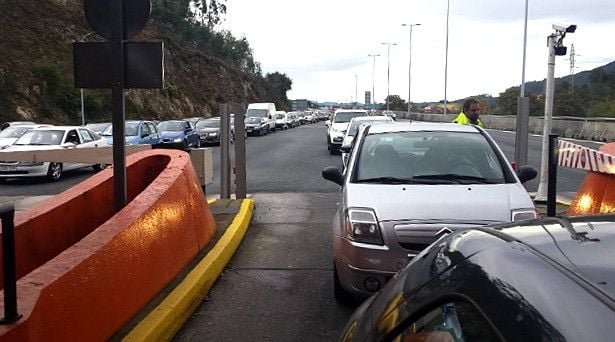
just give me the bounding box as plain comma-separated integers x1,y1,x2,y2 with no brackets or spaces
452,99,483,128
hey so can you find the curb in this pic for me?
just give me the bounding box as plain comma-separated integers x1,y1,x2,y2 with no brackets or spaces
123,198,255,341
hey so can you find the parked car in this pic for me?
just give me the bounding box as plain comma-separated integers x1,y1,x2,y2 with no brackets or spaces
274,111,291,130
0,121,36,131
287,112,299,128
304,112,316,123
381,110,397,121
84,122,111,134
322,122,537,299
340,214,615,341
340,116,394,167
100,120,161,146
246,102,276,132
156,119,199,150
244,116,269,136
326,109,369,154
195,118,234,145
0,124,52,149
0,126,108,181
185,117,205,129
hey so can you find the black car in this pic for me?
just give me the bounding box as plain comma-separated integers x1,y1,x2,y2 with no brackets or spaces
340,214,615,341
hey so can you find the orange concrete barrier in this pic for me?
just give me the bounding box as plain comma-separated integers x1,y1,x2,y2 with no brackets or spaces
0,149,216,341
568,143,615,215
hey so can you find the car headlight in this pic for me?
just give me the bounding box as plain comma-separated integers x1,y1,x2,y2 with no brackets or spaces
209,132,218,136
345,208,384,245
173,137,183,142
512,209,537,221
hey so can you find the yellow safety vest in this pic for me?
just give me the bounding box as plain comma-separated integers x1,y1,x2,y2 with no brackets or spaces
452,112,484,128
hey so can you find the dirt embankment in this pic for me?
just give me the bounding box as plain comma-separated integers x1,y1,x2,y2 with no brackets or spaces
0,0,265,124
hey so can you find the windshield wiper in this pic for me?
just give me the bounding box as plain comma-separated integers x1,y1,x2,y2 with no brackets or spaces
413,174,497,184
355,176,439,184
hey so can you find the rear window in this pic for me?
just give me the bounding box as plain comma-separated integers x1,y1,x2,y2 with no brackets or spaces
334,112,367,123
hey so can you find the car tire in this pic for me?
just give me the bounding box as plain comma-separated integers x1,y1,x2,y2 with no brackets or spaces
329,147,336,155
334,264,354,304
47,162,63,182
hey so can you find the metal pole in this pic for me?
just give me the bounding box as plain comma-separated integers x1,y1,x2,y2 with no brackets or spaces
368,54,379,110
234,109,247,199
220,104,231,199
408,25,412,114
444,0,450,115
547,134,558,216
80,88,85,125
386,44,391,111
515,0,530,167
111,0,127,211
0,204,21,324
536,35,556,201
355,74,357,109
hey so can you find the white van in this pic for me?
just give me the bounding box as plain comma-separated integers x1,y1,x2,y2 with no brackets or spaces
246,103,276,132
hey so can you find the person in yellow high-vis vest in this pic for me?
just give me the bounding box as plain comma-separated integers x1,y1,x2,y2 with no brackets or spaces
452,99,484,128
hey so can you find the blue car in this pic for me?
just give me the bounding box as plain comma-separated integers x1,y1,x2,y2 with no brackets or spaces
100,120,161,146
156,120,199,150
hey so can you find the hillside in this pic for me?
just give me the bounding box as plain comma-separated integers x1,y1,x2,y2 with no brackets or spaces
524,60,615,95
0,0,272,125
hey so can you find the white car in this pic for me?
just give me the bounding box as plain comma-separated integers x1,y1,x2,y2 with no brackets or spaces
0,126,108,181
274,111,291,130
0,124,52,149
382,110,397,121
326,109,369,154
340,116,394,167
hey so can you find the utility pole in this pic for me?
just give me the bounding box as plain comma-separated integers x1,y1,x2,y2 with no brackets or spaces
355,74,358,108
535,24,576,202
444,0,450,115
402,23,421,115
569,44,579,91
381,42,397,112
368,54,380,110
515,0,530,168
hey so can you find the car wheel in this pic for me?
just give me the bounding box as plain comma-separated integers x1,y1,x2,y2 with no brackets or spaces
183,140,189,151
47,162,63,182
334,264,353,304
329,147,336,155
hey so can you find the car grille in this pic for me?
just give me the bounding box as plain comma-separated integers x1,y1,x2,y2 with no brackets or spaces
393,222,482,253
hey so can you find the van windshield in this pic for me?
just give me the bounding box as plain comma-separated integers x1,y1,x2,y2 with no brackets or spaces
334,112,367,123
247,109,269,118
276,114,285,119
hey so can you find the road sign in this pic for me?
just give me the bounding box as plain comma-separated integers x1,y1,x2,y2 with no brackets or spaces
84,0,151,40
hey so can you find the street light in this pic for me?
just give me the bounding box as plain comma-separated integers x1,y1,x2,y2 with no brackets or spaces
444,0,450,115
78,32,96,126
354,74,358,108
515,0,530,169
381,42,397,112
368,54,380,110
402,23,421,115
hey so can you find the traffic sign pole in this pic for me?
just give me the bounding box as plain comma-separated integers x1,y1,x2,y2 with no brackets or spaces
111,0,127,211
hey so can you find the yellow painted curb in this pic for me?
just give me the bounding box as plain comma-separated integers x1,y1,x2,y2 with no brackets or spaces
557,199,571,206
207,198,217,205
123,199,255,341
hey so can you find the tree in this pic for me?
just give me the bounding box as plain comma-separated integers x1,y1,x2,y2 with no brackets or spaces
383,95,407,111
263,72,292,111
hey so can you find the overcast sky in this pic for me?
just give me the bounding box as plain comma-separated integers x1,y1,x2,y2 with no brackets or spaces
219,0,615,104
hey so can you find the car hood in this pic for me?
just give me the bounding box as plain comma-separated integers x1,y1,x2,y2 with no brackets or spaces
331,122,349,132
160,131,184,139
345,183,534,223
0,138,18,148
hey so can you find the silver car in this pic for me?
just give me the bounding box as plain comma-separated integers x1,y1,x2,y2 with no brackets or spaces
322,122,537,299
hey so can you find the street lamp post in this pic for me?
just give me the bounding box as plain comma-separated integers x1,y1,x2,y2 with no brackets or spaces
78,32,96,126
368,54,380,110
515,0,531,168
381,42,397,112
444,0,450,115
354,74,358,108
402,23,421,115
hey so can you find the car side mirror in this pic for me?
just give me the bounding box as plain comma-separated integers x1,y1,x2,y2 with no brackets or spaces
325,120,331,127
516,165,537,183
322,166,344,186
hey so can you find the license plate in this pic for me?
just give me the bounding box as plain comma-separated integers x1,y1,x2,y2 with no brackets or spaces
0,166,17,172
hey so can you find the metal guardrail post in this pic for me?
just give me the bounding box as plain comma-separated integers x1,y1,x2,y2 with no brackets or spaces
0,204,22,324
220,104,232,199
547,134,558,216
234,110,247,199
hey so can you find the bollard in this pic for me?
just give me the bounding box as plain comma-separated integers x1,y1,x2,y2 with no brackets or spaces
547,134,558,216
0,203,22,324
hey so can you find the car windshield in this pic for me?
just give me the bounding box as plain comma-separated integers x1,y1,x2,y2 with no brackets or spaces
85,123,109,133
354,131,506,184
246,109,268,118
334,112,367,123
100,122,140,136
276,114,285,119
197,120,220,128
158,121,185,131
347,119,391,136
0,126,31,138
15,130,64,145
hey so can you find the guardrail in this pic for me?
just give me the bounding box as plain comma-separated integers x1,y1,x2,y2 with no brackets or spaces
0,204,20,325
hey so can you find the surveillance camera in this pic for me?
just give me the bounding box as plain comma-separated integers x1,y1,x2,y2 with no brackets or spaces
553,24,576,33
566,25,577,33
552,24,566,32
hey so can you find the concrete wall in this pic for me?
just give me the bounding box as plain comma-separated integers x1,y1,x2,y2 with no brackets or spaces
0,149,217,341
397,112,615,142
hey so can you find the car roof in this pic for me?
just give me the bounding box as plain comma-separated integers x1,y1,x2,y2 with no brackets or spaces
366,122,480,134
335,109,369,113
28,126,83,131
350,116,391,122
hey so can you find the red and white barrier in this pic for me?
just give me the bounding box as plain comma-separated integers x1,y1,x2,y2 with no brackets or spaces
558,140,615,175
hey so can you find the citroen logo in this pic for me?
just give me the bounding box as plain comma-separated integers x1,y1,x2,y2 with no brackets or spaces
435,227,453,237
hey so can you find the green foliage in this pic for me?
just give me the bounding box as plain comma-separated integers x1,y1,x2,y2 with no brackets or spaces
262,72,292,111
32,64,80,121
495,86,544,116
384,95,407,111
